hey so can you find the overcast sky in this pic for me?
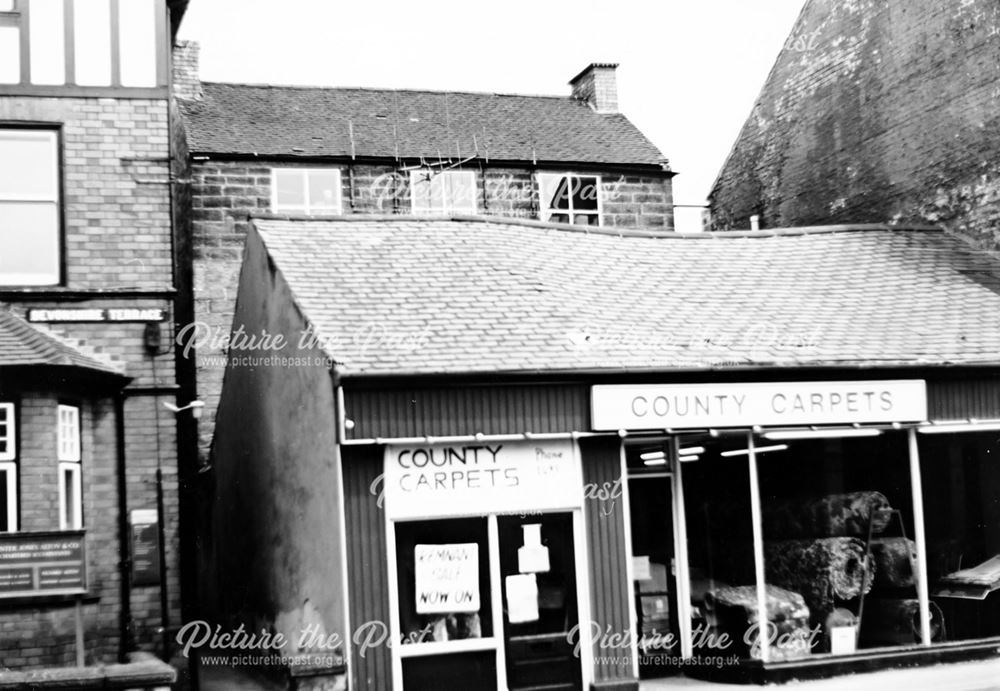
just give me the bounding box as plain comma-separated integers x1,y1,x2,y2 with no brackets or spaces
178,0,805,232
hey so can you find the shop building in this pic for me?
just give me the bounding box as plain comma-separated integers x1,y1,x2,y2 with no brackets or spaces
206,216,1000,689
169,45,675,459
0,0,194,681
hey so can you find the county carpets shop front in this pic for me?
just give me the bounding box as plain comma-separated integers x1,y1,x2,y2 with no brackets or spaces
207,217,1000,691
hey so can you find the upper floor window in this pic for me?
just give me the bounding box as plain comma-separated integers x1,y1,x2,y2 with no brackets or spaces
0,403,16,533
0,129,61,286
57,404,81,530
410,170,477,215
538,173,602,226
271,168,343,215
0,0,164,89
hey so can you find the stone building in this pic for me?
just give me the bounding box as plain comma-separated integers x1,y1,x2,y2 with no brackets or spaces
0,0,193,682
170,44,675,457
708,0,1000,247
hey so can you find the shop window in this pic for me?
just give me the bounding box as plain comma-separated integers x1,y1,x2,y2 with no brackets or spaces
271,168,343,215
756,430,921,656
410,170,477,215
919,431,1000,642
57,405,81,530
0,128,61,286
538,173,601,226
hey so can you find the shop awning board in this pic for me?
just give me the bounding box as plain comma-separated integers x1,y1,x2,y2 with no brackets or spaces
248,217,1000,376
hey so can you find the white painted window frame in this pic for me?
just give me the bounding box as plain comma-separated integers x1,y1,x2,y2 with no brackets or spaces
0,128,61,285
57,404,82,530
0,402,14,461
409,169,477,215
0,461,17,533
58,460,82,530
270,167,343,215
57,404,80,462
537,172,603,226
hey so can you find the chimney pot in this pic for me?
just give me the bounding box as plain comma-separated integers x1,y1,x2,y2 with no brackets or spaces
569,63,619,114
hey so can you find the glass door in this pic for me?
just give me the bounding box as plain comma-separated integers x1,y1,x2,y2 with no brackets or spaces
497,513,582,691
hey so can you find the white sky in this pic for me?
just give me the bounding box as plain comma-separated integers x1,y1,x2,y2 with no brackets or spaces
178,0,804,232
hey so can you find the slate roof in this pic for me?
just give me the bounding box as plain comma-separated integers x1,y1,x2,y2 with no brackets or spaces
179,82,669,167
249,217,1000,376
0,308,126,376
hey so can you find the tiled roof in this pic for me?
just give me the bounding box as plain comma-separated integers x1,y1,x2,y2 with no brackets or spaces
0,308,126,376
250,217,1000,376
179,82,669,167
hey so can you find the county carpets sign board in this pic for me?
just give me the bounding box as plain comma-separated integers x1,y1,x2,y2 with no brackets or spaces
591,380,928,431
384,440,582,520
0,531,87,598
415,543,479,614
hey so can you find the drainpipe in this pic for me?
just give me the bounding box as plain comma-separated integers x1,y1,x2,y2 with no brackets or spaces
115,390,136,662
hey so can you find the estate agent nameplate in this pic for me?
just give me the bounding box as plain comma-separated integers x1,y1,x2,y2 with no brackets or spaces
384,440,582,520
591,380,927,430
0,531,87,598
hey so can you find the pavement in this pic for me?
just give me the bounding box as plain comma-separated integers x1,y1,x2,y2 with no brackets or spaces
193,658,1000,690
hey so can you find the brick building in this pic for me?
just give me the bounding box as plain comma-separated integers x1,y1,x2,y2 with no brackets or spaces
708,0,1000,247
0,0,193,681
170,44,675,456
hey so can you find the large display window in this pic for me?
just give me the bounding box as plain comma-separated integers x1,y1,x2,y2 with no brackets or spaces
920,431,1000,642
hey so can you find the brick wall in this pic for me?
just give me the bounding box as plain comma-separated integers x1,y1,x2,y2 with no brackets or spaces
0,95,181,667
708,0,1000,249
188,159,673,455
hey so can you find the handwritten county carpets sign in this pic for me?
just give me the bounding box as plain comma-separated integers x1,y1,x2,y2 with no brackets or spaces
591,380,927,430
414,543,479,614
383,440,582,520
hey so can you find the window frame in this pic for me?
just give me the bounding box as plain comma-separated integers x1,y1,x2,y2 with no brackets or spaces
270,167,344,215
0,402,15,461
0,125,64,287
0,461,16,533
537,172,603,227
409,169,478,215
57,404,81,530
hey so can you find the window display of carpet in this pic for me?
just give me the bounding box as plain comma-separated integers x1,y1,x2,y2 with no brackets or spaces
765,537,874,621
704,584,813,660
858,598,944,645
762,491,892,539
870,537,918,588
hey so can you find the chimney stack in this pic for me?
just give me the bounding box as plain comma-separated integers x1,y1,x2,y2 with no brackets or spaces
569,63,619,114
172,40,202,102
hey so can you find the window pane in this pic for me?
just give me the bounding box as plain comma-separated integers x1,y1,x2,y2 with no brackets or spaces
74,0,112,86
0,26,20,84
920,432,1000,642
0,130,58,199
758,432,923,655
0,470,8,532
542,176,571,210
445,172,476,213
274,170,305,209
411,172,433,213
307,170,340,211
63,467,76,528
29,0,65,85
572,176,600,211
0,1,16,11
118,0,156,87
0,202,60,285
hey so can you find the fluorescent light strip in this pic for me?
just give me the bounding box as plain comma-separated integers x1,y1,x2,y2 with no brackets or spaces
918,422,1000,435
678,455,699,463
720,444,788,457
643,458,668,467
678,446,705,455
639,450,666,461
763,429,883,440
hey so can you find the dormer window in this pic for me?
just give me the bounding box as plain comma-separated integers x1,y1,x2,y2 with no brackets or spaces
538,173,602,226
271,168,343,215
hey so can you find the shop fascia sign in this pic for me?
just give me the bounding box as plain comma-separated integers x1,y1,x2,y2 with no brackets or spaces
383,439,582,520
591,380,928,431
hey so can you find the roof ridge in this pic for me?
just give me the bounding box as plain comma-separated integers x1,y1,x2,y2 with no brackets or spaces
250,213,945,240
200,80,576,101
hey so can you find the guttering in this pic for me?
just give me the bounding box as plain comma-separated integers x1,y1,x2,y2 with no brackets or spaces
341,431,612,446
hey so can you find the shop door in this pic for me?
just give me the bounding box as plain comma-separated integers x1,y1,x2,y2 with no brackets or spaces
497,513,582,691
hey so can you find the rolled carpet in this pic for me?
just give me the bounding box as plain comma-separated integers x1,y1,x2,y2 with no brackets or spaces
704,585,813,660
870,538,918,588
765,538,874,620
859,598,943,645
763,491,892,539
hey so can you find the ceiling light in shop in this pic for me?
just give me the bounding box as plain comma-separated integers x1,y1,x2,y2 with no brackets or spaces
720,444,789,457
917,421,1000,434
678,455,699,462
643,458,668,467
763,428,883,440
639,450,666,461
678,446,705,455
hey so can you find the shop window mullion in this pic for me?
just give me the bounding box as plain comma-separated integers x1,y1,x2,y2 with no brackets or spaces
486,514,507,691
906,427,933,646
746,431,771,663
670,436,694,659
